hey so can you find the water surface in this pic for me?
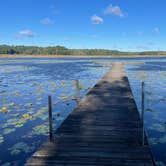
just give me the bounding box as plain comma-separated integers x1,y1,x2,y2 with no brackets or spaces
0,57,165,166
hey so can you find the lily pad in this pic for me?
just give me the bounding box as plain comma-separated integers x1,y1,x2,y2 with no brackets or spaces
1,107,10,114
3,128,16,135
22,114,30,119
24,103,33,107
159,135,166,144
149,124,165,132
0,135,4,144
8,142,35,155
31,124,48,135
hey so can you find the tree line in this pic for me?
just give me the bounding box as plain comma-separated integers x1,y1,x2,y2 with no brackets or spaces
0,45,165,56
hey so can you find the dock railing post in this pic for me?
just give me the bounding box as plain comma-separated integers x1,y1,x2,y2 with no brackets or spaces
141,82,145,146
48,95,53,141
75,79,81,104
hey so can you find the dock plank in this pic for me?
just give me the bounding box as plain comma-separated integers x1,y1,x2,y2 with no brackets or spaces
26,62,155,166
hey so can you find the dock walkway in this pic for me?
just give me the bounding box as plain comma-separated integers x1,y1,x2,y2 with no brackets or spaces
26,62,154,166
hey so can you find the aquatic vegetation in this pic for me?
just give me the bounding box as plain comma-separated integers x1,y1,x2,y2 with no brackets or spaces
149,124,165,133
11,113,19,117
149,138,158,145
22,114,30,119
24,103,33,107
1,107,10,114
36,88,45,94
3,128,16,135
8,142,35,155
2,118,27,129
8,102,14,107
14,92,20,96
31,124,48,135
0,135,4,144
158,135,166,144
33,107,48,120
56,116,64,121
60,95,69,100
0,58,165,165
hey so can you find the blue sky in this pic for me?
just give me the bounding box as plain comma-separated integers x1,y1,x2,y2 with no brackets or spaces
0,0,165,51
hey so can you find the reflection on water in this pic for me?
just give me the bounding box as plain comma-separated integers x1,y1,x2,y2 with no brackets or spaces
0,57,166,165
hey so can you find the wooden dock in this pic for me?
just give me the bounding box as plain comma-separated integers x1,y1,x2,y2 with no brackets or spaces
26,62,155,166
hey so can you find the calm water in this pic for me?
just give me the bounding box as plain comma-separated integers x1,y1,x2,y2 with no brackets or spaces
0,57,165,166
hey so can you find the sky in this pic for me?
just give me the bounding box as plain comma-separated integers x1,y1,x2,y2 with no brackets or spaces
0,0,165,51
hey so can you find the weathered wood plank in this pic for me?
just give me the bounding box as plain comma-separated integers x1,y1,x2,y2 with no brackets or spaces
26,62,155,166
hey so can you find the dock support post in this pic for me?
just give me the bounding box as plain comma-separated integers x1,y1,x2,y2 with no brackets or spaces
141,82,145,146
48,96,53,142
75,79,81,104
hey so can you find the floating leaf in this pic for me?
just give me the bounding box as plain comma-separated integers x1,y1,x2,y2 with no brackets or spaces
22,114,30,119
31,124,48,135
3,128,16,135
24,103,33,107
8,102,14,107
33,107,48,120
2,118,26,129
31,83,38,87
11,113,19,117
8,142,35,155
149,138,158,145
37,97,42,101
36,88,45,94
149,124,165,133
14,92,20,96
60,95,69,100
159,135,166,144
1,107,10,114
0,135,4,144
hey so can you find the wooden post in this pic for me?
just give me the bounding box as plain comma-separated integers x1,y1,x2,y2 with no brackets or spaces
141,82,145,146
48,96,53,141
75,80,81,104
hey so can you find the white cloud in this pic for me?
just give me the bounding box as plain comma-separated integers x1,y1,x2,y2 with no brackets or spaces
41,18,54,25
104,4,124,17
91,15,103,24
153,27,160,33
19,29,35,37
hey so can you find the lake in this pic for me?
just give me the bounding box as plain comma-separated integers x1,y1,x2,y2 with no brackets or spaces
0,57,166,166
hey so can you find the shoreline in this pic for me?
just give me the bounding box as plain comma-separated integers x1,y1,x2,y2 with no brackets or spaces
0,54,166,58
